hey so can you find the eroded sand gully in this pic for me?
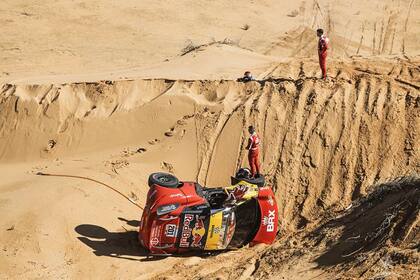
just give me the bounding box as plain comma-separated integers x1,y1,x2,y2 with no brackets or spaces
0,59,419,279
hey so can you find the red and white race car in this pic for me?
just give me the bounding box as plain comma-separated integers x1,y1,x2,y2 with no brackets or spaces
138,169,278,255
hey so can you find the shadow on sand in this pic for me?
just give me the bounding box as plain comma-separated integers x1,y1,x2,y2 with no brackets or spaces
75,217,224,261
75,218,164,262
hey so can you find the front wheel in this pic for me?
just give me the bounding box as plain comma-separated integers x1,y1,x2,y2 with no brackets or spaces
148,172,179,188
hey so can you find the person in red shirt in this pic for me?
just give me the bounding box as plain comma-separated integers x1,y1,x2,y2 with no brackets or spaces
317,28,329,80
246,125,261,178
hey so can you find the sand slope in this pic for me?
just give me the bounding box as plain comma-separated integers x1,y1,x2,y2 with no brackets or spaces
1,58,419,279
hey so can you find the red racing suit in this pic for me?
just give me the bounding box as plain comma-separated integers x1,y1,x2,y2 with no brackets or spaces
247,133,261,177
318,34,329,79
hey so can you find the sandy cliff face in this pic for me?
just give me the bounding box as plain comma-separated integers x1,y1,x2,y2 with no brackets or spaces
1,60,418,230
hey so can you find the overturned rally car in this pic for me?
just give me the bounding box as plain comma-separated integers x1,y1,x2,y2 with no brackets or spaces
138,169,278,255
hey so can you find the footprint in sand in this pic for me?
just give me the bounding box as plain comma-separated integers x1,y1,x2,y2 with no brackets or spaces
30,165,48,174
177,119,187,126
43,139,56,152
148,139,160,145
164,127,175,137
129,191,139,202
161,161,174,173
121,147,147,157
164,114,194,137
104,159,129,174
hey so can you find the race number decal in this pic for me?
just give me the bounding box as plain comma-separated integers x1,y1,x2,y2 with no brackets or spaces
165,224,177,237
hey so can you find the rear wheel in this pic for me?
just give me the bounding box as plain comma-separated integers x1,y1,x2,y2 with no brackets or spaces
249,175,265,188
231,174,265,188
148,172,179,188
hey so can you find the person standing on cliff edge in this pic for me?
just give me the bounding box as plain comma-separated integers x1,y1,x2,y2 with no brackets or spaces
317,28,329,80
246,125,261,178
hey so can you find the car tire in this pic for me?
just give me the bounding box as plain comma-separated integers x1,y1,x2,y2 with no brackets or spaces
251,175,265,188
148,172,180,188
231,174,265,188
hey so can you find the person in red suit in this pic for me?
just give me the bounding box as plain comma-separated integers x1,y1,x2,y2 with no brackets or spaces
317,28,329,80
246,125,261,178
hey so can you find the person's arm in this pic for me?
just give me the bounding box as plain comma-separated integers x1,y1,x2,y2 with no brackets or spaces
246,137,252,150
319,38,328,53
321,41,327,52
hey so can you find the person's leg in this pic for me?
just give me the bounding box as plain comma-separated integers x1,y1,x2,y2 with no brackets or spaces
248,152,256,177
255,151,260,176
321,54,327,79
319,54,323,78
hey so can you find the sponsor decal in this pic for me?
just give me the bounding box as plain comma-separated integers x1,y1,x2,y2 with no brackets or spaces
183,210,203,214
169,193,184,198
209,225,221,238
205,211,223,250
179,214,207,248
157,204,178,215
180,214,194,247
226,184,249,202
225,219,235,245
191,218,205,247
150,237,159,247
151,224,162,239
268,196,274,207
213,226,220,234
150,223,164,247
223,212,236,248
262,210,276,232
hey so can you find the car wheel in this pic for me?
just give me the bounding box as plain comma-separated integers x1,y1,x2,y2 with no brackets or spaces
231,174,265,188
148,172,180,188
252,175,265,188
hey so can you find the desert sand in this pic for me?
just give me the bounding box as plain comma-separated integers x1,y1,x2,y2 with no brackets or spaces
0,0,419,279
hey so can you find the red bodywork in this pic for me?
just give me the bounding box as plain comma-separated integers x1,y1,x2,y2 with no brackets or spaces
251,186,278,245
139,179,278,255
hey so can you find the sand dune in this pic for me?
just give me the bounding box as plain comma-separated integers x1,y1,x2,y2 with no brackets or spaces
1,59,419,279
0,0,419,279
1,0,419,83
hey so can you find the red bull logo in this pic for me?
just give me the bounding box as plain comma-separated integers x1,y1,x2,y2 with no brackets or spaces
180,214,207,248
180,214,194,247
191,218,205,247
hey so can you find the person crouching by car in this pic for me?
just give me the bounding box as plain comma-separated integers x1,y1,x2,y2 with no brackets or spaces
238,71,255,82
246,125,261,178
